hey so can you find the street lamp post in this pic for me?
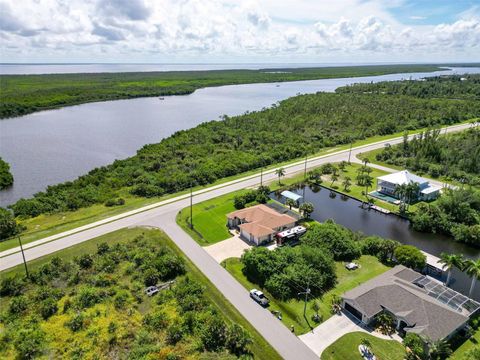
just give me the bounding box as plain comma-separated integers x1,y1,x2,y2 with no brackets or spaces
348,142,353,164
304,155,308,179
189,186,193,229
17,236,29,278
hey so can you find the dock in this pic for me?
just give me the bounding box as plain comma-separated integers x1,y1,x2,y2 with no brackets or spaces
370,205,391,214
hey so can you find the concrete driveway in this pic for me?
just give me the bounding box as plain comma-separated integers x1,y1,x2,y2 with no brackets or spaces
203,234,252,263
299,311,400,357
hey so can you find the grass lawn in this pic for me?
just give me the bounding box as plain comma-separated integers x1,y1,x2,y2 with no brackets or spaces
450,327,480,360
322,163,401,213
222,255,390,335
321,332,405,360
176,172,309,245
0,227,281,360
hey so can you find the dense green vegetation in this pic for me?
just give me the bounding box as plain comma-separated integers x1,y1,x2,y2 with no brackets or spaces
371,128,480,246
375,128,480,184
0,157,14,190
240,220,401,304
0,228,280,359
7,76,480,223
337,74,480,100
0,64,444,119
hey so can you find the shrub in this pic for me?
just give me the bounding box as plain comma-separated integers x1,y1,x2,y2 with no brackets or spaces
97,242,110,255
302,222,361,261
143,268,159,287
39,298,58,319
77,254,93,269
226,324,252,356
104,198,125,207
394,245,426,270
166,323,184,345
0,207,23,240
9,295,28,315
13,327,46,360
65,312,85,332
75,286,101,309
200,315,227,351
143,310,169,331
0,276,25,296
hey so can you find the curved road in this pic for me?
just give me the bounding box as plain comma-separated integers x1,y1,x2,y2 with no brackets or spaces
0,122,473,360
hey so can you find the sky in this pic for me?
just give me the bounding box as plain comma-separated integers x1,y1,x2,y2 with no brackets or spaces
0,0,479,64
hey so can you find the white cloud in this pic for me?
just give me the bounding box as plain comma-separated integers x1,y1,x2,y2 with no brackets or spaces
0,0,478,63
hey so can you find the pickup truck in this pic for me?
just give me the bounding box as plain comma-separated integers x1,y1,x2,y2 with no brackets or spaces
250,289,269,307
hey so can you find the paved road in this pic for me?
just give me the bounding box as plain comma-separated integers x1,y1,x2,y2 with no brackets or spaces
0,122,473,360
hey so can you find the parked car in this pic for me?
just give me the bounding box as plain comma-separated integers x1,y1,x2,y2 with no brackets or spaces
145,286,159,296
250,289,269,306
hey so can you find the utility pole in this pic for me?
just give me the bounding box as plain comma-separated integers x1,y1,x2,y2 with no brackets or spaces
17,236,29,278
189,186,193,229
348,141,353,164
298,281,311,320
304,155,308,179
260,167,263,186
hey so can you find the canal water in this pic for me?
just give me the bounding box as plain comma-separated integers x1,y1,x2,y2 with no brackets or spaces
270,185,480,300
1,67,479,206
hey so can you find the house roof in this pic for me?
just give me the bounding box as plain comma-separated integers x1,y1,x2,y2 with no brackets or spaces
343,265,470,341
377,170,429,186
420,185,442,194
281,190,303,202
228,204,296,238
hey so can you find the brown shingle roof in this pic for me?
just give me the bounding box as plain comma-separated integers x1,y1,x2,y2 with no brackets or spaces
228,204,296,238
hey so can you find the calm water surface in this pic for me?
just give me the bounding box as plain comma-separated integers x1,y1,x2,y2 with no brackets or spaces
271,185,480,300
2,67,479,206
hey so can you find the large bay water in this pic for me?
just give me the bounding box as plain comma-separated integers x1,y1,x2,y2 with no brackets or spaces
2,66,479,207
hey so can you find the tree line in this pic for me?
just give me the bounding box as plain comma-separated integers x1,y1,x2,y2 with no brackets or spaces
337,74,480,100
0,64,443,119
375,128,480,184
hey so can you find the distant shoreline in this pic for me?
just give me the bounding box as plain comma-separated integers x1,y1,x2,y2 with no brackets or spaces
0,64,448,119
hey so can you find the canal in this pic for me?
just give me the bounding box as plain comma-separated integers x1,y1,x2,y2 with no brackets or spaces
270,184,480,300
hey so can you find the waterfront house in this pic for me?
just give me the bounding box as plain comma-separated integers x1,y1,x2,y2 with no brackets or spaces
376,170,441,201
342,265,479,342
227,204,296,245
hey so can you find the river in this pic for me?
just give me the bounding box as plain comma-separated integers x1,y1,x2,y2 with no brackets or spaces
2,66,479,207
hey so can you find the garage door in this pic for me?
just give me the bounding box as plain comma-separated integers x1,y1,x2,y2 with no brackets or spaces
344,303,362,320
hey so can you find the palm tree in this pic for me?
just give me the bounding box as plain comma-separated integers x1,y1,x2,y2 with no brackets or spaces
465,259,480,298
342,176,352,192
360,338,372,355
363,158,370,167
275,167,285,185
364,175,373,201
299,202,314,219
285,198,296,210
330,173,339,187
439,253,464,287
428,339,452,360
394,183,408,213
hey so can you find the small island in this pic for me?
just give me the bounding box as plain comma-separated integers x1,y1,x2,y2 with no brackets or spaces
0,157,13,190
